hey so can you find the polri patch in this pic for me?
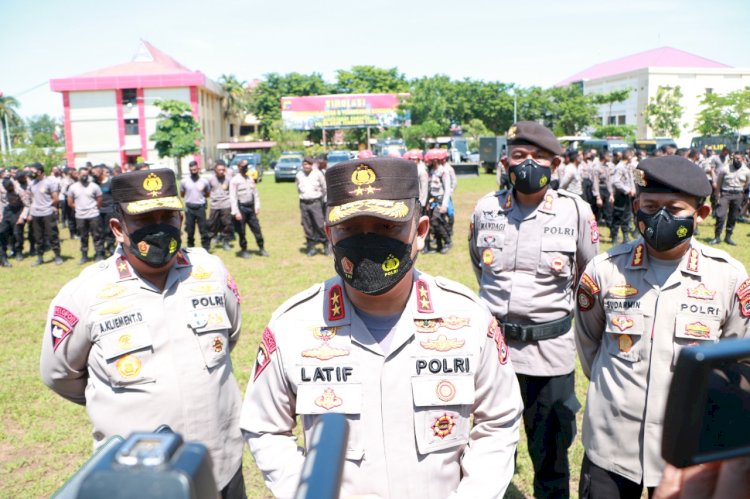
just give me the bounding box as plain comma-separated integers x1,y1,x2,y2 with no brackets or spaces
50,305,79,350
589,216,599,244
227,271,241,303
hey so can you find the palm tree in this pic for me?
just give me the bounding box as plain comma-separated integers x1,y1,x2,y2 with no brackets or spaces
0,94,22,155
219,74,249,141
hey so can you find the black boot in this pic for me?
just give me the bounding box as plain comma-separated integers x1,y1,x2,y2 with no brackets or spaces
709,230,722,245
0,254,11,268
258,247,269,257
32,253,44,266
725,232,737,246
622,228,630,243
79,252,89,265
306,243,317,257
54,251,63,265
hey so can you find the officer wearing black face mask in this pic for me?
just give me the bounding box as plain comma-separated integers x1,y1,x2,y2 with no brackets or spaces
470,121,599,499
711,150,750,246
575,155,750,499
40,168,248,499
240,157,524,499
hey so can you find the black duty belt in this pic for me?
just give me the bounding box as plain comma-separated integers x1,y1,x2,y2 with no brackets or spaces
499,313,573,342
300,198,321,204
239,202,255,208
186,202,206,209
720,189,744,194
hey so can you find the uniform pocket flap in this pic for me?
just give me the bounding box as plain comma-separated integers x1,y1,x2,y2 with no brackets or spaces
411,375,475,407
99,325,152,360
296,383,361,415
674,315,720,341
541,237,576,253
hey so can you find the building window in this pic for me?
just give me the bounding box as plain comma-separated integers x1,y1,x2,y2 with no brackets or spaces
608,116,617,125
618,115,626,125
705,88,713,95
122,88,137,106
125,119,139,135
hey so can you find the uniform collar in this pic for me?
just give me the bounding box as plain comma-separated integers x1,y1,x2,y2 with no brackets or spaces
626,239,702,276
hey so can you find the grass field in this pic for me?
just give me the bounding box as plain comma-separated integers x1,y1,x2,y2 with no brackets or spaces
2,171,748,498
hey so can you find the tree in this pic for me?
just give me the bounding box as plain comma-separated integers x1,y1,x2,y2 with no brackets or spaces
645,85,684,138
249,72,333,139
462,118,492,150
694,87,750,147
219,74,251,141
592,124,636,142
591,88,631,126
27,114,60,148
544,85,598,136
335,66,409,94
0,94,23,154
149,100,202,177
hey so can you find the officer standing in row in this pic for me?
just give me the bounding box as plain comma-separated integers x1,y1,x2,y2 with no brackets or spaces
0,173,29,267
575,156,749,498
241,157,523,498
295,156,328,256
230,159,268,258
208,159,233,251
66,166,103,264
710,149,749,246
611,150,636,244
28,163,63,266
424,149,453,254
181,160,211,251
470,122,599,498
40,169,246,498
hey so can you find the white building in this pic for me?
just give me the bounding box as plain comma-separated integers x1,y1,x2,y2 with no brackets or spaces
50,41,225,168
557,47,750,146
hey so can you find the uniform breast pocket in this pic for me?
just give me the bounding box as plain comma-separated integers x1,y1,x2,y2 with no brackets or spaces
297,383,363,461
538,237,576,277
604,311,645,363
411,376,474,455
477,230,504,273
189,307,232,369
97,325,155,387
672,315,720,367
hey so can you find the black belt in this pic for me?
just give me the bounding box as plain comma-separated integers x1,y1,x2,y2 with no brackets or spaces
239,202,255,208
499,313,573,342
721,189,743,194
300,198,321,204
186,202,206,209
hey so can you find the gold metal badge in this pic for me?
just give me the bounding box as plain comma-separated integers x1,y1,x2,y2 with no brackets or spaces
212,337,224,353
350,165,380,196
143,173,163,197
432,414,456,438
118,334,133,350
116,354,141,378
302,343,350,360
507,125,517,139
618,334,633,353
420,334,465,352
685,321,711,339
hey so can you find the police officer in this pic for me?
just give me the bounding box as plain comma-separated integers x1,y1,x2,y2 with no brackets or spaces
0,173,29,267
28,163,63,266
241,157,523,498
67,166,104,264
575,156,749,498
295,156,327,256
92,165,116,257
229,159,268,258
469,121,599,498
591,151,614,231
710,150,750,246
40,169,246,498
208,159,233,251
424,149,453,254
180,160,211,251
611,149,636,244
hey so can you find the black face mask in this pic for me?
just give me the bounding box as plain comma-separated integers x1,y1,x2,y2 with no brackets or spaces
190,172,199,179
509,159,551,194
29,171,39,180
80,175,89,184
636,208,694,252
733,159,742,168
332,233,415,295
125,223,182,268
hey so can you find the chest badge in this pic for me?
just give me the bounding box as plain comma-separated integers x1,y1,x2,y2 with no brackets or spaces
685,321,711,339
302,326,350,360
688,283,715,300
420,334,465,352
116,354,141,378
432,414,456,439
482,248,494,265
608,283,638,298
611,315,634,332
315,387,343,411
415,319,440,333
435,380,456,402
618,334,633,353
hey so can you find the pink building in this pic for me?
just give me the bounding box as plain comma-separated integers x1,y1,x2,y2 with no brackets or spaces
50,41,225,168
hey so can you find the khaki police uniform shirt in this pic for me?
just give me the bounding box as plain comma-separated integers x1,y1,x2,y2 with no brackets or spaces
574,239,750,487
39,247,244,489
208,174,231,210
428,165,452,211
591,160,613,198
30,177,59,217
229,173,260,216
470,188,599,376
0,178,30,222
717,162,750,192
240,272,523,499
295,169,326,201
612,160,634,195
559,163,583,195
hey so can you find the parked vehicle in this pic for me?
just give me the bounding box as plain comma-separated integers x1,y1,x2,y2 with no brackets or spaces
424,136,480,175
581,138,630,156
326,150,352,167
274,154,304,182
690,135,750,152
634,138,677,156
229,153,263,182
373,138,406,158
478,136,508,174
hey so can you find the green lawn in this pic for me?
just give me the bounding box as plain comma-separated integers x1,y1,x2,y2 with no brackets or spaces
1,172,748,498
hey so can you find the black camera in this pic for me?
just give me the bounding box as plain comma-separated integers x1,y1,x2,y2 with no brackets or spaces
662,338,750,467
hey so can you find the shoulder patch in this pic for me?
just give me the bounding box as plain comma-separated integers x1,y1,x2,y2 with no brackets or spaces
50,305,79,350
253,327,277,381
737,278,750,318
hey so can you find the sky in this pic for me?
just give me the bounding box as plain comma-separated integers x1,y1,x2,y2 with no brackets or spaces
2,0,749,120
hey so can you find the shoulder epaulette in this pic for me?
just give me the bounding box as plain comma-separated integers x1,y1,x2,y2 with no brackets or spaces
271,282,323,321
434,276,482,305
699,243,746,270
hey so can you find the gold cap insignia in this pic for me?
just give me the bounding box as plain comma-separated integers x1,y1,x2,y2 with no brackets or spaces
349,165,380,196
143,172,163,197
634,169,647,187
507,125,517,139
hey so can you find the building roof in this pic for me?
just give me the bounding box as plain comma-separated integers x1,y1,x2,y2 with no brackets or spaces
50,40,222,94
556,47,731,86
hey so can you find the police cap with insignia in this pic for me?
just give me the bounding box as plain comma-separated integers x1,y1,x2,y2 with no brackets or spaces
507,121,564,156
325,157,419,226
111,169,184,215
635,156,712,198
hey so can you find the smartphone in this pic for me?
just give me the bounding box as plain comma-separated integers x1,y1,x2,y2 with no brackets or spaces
662,338,750,467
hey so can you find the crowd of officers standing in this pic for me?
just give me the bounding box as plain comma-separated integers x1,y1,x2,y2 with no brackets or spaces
21,122,750,498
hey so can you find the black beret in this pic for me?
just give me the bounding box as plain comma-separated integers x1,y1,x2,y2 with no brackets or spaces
325,157,419,226
635,156,712,198
507,121,564,156
111,169,184,215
